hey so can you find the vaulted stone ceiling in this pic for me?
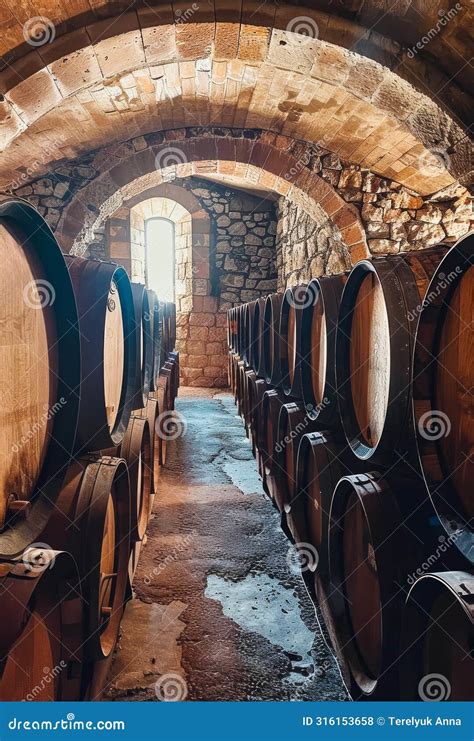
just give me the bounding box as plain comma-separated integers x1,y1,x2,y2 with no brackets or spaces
0,1,472,194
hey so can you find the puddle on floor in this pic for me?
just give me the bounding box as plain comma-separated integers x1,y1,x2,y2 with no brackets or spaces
204,572,314,671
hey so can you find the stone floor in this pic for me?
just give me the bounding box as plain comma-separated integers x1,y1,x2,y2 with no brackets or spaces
104,388,347,702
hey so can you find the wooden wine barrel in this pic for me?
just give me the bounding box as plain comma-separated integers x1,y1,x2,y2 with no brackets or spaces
0,196,81,558
231,354,241,400
152,373,171,467
329,471,426,698
228,351,234,392
130,283,153,410
169,302,177,351
243,300,257,366
147,289,161,392
120,416,152,542
242,368,257,438
262,294,284,387
412,235,473,565
0,549,83,701
162,357,178,411
400,571,474,701
238,304,247,359
40,456,131,662
279,286,306,398
260,389,287,504
65,256,136,452
272,402,318,512
251,297,267,378
236,360,246,419
300,275,346,426
247,374,267,457
136,397,160,495
286,432,350,582
336,246,447,466
168,350,180,400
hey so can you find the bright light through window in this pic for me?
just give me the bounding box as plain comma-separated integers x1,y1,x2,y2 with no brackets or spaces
145,217,175,302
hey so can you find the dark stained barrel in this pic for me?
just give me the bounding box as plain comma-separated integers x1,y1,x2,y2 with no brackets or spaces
147,289,161,392
273,402,317,512
242,368,257,438
236,360,246,418
400,571,474,701
130,283,153,410
247,374,267,457
251,297,267,378
243,300,257,366
0,197,81,558
168,350,180,401
263,293,284,387
65,256,136,452
152,374,171,467
279,285,306,398
328,472,430,698
260,389,287,504
40,456,131,661
286,431,350,580
0,549,83,700
336,247,447,466
120,416,152,542
300,275,346,425
412,235,473,565
136,397,160,494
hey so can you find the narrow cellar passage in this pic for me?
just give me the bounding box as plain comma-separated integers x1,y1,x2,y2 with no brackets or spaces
104,389,347,702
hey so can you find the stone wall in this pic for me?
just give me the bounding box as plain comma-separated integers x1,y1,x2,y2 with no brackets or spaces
276,201,351,289
102,178,278,389
276,161,472,288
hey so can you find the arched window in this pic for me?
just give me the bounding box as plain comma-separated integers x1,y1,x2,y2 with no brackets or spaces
145,217,175,301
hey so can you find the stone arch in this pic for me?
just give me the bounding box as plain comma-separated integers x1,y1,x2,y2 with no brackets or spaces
109,183,213,313
58,131,368,265
0,4,471,192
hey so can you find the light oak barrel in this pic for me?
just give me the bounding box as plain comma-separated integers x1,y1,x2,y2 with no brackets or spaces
65,255,136,452
0,197,80,558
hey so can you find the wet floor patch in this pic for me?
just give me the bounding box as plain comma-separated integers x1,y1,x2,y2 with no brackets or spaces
205,572,315,672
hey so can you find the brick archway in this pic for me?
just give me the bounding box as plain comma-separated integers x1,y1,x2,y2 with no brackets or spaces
106,183,217,386
0,4,470,194
59,131,369,265
109,183,213,312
